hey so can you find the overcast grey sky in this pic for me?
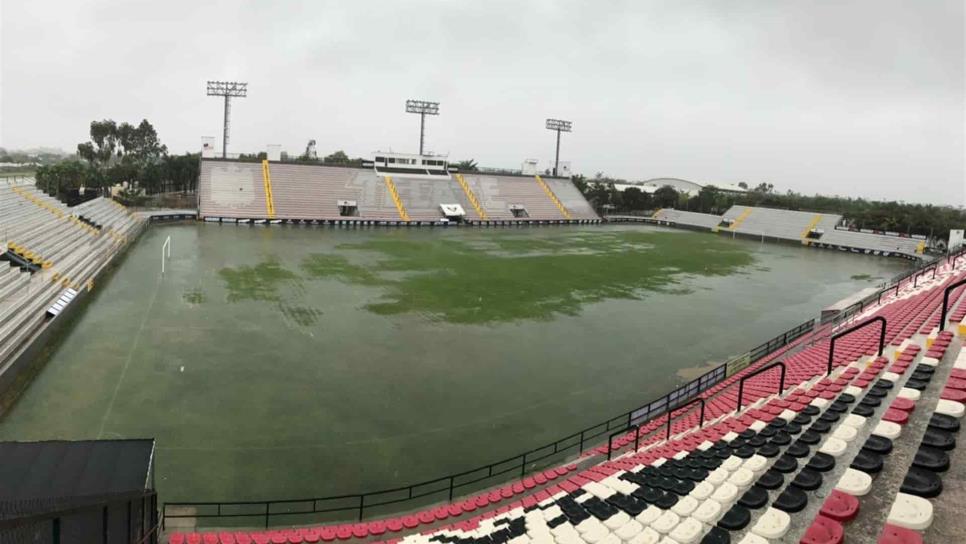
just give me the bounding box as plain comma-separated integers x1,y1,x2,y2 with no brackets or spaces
1,1,963,204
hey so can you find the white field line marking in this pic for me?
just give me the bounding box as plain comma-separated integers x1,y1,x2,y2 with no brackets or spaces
96,276,163,438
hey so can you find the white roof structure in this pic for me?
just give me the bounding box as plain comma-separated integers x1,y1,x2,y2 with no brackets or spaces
607,178,747,196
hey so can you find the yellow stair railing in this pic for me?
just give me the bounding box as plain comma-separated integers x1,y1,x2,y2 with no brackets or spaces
651,208,664,219
916,240,926,255
729,207,753,231
260,160,276,219
7,241,54,269
800,214,823,245
534,175,572,220
454,174,488,220
6,240,89,290
384,176,410,221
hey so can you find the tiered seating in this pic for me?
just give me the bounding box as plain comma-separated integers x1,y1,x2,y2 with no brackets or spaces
198,161,268,219
720,206,845,241
168,259,966,544
391,176,475,222
544,179,599,220
460,175,515,220
199,160,597,223
820,229,923,258
351,174,409,221
72,197,142,242
488,176,566,221
651,209,721,230
0,183,144,366
459,174,575,221
794,329,963,544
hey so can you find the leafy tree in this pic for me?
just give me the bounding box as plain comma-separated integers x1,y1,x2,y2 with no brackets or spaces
621,187,649,211
653,185,679,208
323,150,350,164
35,160,93,196
238,152,268,162
76,119,167,195
695,185,720,214
456,159,479,172
161,153,200,193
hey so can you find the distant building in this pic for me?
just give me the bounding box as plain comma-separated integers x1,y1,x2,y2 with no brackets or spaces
607,177,748,197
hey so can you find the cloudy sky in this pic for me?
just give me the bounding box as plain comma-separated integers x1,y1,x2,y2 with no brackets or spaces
1,1,963,204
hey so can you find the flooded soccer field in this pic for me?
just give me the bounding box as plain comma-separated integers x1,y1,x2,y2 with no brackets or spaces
0,223,908,503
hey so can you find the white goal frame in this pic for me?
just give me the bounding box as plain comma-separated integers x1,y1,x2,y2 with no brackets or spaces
161,236,171,275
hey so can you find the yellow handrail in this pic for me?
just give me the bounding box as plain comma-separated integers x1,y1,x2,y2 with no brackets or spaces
800,214,823,244
261,160,276,219
535,175,572,220
384,176,410,221
730,207,753,231
454,174,488,220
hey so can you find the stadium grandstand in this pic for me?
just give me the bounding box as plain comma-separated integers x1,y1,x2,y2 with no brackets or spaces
198,153,600,226
0,178,145,380
160,252,966,544
616,206,927,260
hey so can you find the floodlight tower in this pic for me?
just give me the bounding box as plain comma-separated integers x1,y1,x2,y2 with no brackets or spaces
545,118,573,177
406,99,440,155
207,81,248,158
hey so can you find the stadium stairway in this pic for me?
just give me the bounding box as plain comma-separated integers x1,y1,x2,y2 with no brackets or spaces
534,175,572,220
454,174,489,221
168,260,966,544
261,160,277,219
383,176,411,222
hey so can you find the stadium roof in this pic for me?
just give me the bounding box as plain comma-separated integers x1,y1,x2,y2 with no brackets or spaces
610,178,747,195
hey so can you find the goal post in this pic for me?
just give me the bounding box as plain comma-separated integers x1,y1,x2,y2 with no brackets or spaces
161,236,171,275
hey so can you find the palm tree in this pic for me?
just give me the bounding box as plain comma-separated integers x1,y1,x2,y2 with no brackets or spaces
455,159,479,172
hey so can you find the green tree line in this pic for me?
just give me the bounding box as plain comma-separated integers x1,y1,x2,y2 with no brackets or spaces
35,119,199,199
575,173,963,239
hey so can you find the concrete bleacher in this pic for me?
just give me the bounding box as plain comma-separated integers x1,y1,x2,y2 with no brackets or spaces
544,178,599,221
170,256,966,544
0,182,144,369
198,160,598,224
198,161,267,219
269,163,365,220
392,176,477,222
717,206,924,259
720,206,843,241
652,209,722,230
819,229,924,258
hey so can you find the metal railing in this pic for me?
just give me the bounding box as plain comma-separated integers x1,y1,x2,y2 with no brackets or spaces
826,316,886,376
940,278,966,328
0,490,158,544
163,318,818,528
736,361,786,410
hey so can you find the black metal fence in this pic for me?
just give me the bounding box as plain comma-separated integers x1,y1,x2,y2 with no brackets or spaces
0,491,158,544
162,317,819,528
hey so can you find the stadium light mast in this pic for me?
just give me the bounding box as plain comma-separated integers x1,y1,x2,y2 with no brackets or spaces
406,99,439,155
545,118,572,177
207,81,248,158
